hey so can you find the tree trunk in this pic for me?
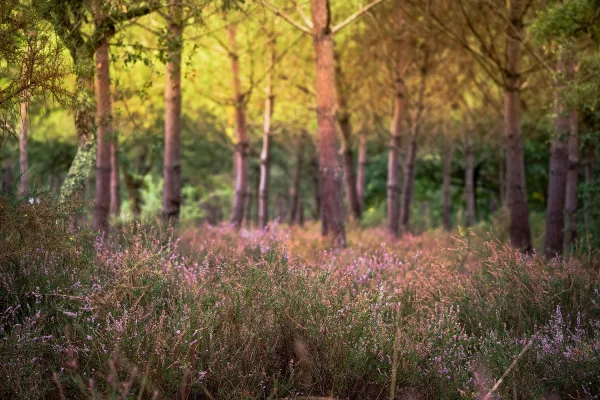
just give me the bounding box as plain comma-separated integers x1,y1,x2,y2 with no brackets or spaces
400,51,427,232
92,13,113,233
503,0,531,252
564,101,579,249
387,4,405,237
109,140,120,217
60,45,96,203
3,161,13,194
465,132,476,227
289,134,305,225
297,197,305,226
335,60,361,220
442,136,453,231
356,133,367,214
228,23,249,229
544,53,570,256
310,0,346,247
311,155,321,220
162,0,184,224
123,169,142,216
19,100,29,196
259,36,275,229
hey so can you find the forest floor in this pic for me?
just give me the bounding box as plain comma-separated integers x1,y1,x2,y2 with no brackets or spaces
2,200,600,399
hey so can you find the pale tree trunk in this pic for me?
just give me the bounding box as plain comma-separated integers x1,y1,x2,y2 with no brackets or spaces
19,101,29,196
311,155,321,220
504,0,531,252
259,36,275,229
387,4,405,237
163,0,183,223
356,133,367,214
564,103,579,248
335,61,361,220
92,10,113,233
400,51,427,232
289,134,305,224
544,53,570,256
465,132,476,227
60,45,96,204
583,143,595,230
442,135,453,231
310,0,346,247
228,23,249,228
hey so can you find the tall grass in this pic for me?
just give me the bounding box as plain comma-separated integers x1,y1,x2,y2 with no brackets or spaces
1,194,599,399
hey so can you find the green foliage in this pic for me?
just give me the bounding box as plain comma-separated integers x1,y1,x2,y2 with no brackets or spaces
532,0,600,43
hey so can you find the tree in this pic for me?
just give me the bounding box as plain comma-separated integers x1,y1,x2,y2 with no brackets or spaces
162,0,184,223
288,133,305,224
19,101,29,196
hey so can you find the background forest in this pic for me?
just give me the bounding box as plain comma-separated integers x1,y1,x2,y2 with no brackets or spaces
2,0,600,399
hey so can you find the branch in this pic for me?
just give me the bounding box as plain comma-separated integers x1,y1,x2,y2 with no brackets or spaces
332,0,387,34
259,0,312,35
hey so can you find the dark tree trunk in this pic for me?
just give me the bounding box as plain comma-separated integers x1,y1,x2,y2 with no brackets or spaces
503,0,531,252
297,197,305,226
92,9,113,233
442,136,454,231
310,0,346,247
228,23,249,229
387,4,405,237
564,105,579,249
110,139,120,217
356,133,367,214
162,0,184,224
259,36,275,229
583,142,596,230
465,132,476,227
544,53,571,256
123,169,142,216
3,161,13,194
289,134,305,225
311,155,321,220
19,101,29,196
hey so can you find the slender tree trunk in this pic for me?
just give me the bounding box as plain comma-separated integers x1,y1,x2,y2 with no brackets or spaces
162,0,184,224
297,197,305,226
289,134,305,224
19,100,29,196
2,162,12,193
123,169,142,216
583,143,596,230
465,132,476,227
544,53,570,256
228,23,249,229
400,52,427,232
310,0,346,247
259,36,275,229
387,4,405,237
92,10,113,233
442,136,454,231
498,146,506,206
504,0,531,252
356,133,367,214
335,61,361,220
60,45,96,202
311,155,321,220
110,140,120,217
564,101,579,248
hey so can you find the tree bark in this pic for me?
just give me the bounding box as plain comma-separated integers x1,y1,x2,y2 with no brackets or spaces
387,4,405,237
503,0,531,252
2,162,12,194
19,100,29,196
110,139,120,217
310,0,346,247
289,134,305,224
228,23,249,229
465,132,476,227
544,53,570,256
442,135,453,231
259,36,275,229
564,102,579,248
335,60,361,220
123,168,142,216
356,133,367,214
311,155,321,220
400,49,427,232
583,142,595,230
162,0,183,224
92,8,113,233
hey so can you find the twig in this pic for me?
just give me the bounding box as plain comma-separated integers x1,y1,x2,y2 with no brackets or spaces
332,0,387,34
259,0,312,35
483,339,533,400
